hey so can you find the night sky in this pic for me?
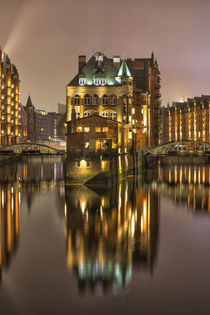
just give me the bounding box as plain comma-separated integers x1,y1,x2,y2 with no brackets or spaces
0,0,210,112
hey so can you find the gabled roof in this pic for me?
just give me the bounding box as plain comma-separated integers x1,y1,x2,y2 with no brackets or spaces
67,54,120,86
117,59,132,78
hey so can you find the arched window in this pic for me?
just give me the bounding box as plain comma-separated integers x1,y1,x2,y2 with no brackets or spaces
92,94,99,106
102,111,117,120
110,94,117,106
74,94,80,106
84,110,97,117
84,111,90,117
84,94,90,105
102,94,108,106
102,111,108,118
110,111,117,120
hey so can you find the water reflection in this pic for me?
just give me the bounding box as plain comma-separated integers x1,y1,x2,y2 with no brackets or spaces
0,156,209,297
64,182,160,294
0,183,19,283
146,164,210,213
0,156,63,283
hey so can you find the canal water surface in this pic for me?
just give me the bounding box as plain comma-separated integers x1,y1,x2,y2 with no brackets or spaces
0,156,210,315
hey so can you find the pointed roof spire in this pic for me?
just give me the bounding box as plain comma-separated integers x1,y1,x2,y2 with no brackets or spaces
117,58,132,78
26,94,33,107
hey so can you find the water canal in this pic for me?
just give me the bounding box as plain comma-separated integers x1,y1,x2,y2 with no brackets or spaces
0,156,210,315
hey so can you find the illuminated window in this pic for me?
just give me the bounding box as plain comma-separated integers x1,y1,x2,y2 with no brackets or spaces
41,128,44,131
84,127,90,132
76,112,80,119
102,112,108,118
84,94,90,105
79,78,86,86
102,94,108,106
94,78,106,85
76,126,83,132
103,127,108,132
95,127,101,132
75,160,91,168
74,94,80,105
84,111,90,117
110,112,117,120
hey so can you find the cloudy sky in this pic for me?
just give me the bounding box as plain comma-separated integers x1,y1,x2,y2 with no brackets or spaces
0,0,210,111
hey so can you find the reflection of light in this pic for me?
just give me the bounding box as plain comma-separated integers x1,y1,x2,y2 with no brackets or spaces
2,191,4,207
141,217,144,232
101,197,105,208
194,167,197,184
11,197,14,215
131,214,135,236
202,167,205,184
100,206,103,220
80,200,86,214
169,169,171,184
198,168,201,185
64,203,67,217
18,192,21,205
175,166,177,184
188,167,191,184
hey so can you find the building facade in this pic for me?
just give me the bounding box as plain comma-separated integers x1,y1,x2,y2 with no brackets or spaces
160,95,210,144
0,49,20,145
66,52,161,152
21,95,64,142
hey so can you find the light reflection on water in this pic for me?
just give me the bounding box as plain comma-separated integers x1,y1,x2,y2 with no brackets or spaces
0,156,209,314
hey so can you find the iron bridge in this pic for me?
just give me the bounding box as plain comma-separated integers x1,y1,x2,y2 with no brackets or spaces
144,140,210,156
0,142,65,155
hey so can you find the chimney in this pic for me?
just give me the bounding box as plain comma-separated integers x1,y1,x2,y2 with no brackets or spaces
113,55,121,69
78,55,86,71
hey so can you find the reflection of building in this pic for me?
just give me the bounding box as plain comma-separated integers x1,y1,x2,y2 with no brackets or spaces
0,156,64,282
146,164,210,213
0,183,20,282
64,181,159,294
160,96,210,144
66,52,161,153
0,49,20,145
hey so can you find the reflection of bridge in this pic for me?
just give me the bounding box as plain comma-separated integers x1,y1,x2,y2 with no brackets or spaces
144,141,210,156
0,142,65,155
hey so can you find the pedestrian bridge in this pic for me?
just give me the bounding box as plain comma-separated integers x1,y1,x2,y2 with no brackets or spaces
144,140,210,156
0,142,65,155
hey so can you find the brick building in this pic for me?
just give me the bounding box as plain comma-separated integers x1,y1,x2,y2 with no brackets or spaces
160,95,210,144
67,110,129,153
0,49,20,145
21,95,64,142
66,52,161,152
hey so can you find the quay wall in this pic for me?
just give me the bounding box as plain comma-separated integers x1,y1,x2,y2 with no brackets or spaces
65,150,145,186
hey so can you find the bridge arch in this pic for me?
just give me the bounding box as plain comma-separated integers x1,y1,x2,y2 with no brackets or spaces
144,140,210,156
0,142,65,154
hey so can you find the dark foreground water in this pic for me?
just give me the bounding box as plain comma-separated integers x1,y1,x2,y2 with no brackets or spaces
0,156,210,315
